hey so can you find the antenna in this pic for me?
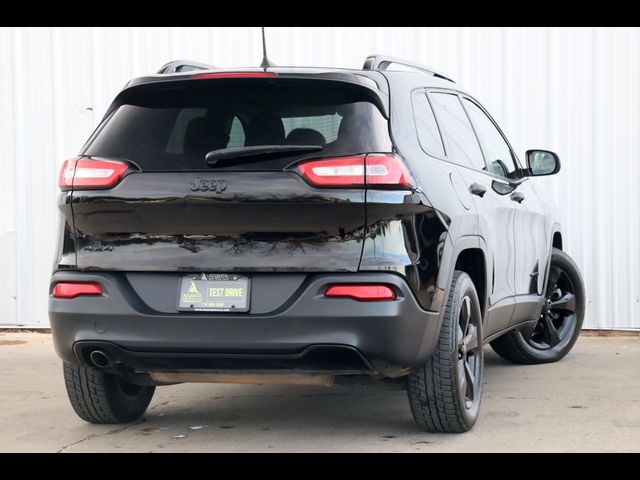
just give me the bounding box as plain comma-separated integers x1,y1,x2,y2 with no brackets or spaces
260,27,276,69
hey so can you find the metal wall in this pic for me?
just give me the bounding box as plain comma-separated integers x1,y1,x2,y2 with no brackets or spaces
1,27,638,329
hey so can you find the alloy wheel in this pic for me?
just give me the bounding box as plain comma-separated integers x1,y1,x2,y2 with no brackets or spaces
527,265,577,350
456,295,482,409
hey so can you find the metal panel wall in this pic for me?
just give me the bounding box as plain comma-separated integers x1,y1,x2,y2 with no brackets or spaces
1,27,638,328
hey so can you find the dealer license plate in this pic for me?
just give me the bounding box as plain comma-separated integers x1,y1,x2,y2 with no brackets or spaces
177,274,250,312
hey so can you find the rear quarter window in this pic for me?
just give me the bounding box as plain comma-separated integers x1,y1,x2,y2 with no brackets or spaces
412,91,445,158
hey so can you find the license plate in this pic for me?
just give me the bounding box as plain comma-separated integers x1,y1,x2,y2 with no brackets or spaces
177,274,250,312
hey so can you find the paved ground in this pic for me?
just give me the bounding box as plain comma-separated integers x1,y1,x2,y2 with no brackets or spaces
0,332,638,452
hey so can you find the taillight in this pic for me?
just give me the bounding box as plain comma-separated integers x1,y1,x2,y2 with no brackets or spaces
325,284,396,301
58,158,77,189
296,154,411,188
58,158,129,190
52,282,103,299
297,156,365,187
365,154,411,187
192,72,278,79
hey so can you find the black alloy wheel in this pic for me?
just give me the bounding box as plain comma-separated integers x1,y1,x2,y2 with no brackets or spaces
490,248,585,365
457,295,482,409
526,264,578,350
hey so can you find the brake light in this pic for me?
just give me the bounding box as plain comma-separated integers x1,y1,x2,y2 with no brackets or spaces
192,72,278,79
365,154,411,186
52,282,103,299
298,156,365,186
58,158,128,190
325,284,396,301
58,158,77,189
297,154,411,188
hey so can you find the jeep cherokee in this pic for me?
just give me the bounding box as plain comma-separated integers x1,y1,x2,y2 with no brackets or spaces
50,55,585,432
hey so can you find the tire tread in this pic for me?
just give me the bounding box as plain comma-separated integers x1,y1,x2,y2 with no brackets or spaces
407,271,480,433
63,362,154,424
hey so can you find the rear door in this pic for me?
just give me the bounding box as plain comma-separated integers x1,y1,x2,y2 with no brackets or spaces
460,97,548,310
428,91,517,335
63,77,392,273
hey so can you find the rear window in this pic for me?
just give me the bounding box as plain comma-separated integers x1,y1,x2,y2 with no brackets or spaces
83,81,391,171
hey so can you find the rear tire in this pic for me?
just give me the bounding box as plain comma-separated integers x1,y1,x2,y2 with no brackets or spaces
490,248,585,364
407,271,483,433
63,362,155,424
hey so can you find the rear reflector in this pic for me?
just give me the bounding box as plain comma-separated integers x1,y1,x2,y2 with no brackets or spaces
192,72,279,79
297,154,411,188
58,158,128,190
325,284,396,301
52,282,103,299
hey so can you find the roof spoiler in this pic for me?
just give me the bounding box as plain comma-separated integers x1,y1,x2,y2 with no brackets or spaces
155,55,453,83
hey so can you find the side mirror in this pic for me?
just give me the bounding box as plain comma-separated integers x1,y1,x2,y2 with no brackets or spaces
526,150,561,176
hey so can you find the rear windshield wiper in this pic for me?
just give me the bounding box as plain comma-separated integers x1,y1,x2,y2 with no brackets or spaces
206,145,323,167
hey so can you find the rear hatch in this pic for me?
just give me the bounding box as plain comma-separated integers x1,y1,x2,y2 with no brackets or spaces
61,74,393,273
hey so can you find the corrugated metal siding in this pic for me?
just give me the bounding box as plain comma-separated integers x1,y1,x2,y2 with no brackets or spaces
1,27,638,329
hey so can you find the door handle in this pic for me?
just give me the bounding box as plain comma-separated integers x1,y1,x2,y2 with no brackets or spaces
510,191,525,203
469,182,487,198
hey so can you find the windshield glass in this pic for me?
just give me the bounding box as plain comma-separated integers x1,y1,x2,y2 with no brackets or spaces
83,80,391,171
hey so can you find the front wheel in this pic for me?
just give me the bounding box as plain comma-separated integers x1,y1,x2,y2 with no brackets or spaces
490,248,585,364
407,271,484,433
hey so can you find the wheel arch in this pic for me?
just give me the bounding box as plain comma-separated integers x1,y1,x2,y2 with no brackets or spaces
436,235,490,321
553,230,563,251
414,234,490,366
543,224,563,293
455,249,487,314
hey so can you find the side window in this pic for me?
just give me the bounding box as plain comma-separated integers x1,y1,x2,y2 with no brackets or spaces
281,114,342,144
412,91,445,157
165,108,207,154
462,99,517,177
227,116,245,148
429,92,485,170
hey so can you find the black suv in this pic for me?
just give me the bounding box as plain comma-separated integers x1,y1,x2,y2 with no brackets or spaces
50,55,585,433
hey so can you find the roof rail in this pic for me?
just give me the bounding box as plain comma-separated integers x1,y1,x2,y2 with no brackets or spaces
157,60,216,74
362,54,454,83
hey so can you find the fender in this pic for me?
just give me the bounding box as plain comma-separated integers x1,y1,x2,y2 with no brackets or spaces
414,234,490,362
496,224,561,338
434,234,490,314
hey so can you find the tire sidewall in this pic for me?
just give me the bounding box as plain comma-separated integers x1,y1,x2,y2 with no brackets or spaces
449,273,484,427
104,374,155,423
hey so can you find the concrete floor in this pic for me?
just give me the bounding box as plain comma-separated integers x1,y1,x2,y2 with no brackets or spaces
0,332,638,452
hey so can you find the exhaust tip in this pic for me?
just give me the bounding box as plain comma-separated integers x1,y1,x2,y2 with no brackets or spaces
89,350,111,368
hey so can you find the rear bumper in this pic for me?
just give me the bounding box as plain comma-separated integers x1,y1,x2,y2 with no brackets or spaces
49,271,442,375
